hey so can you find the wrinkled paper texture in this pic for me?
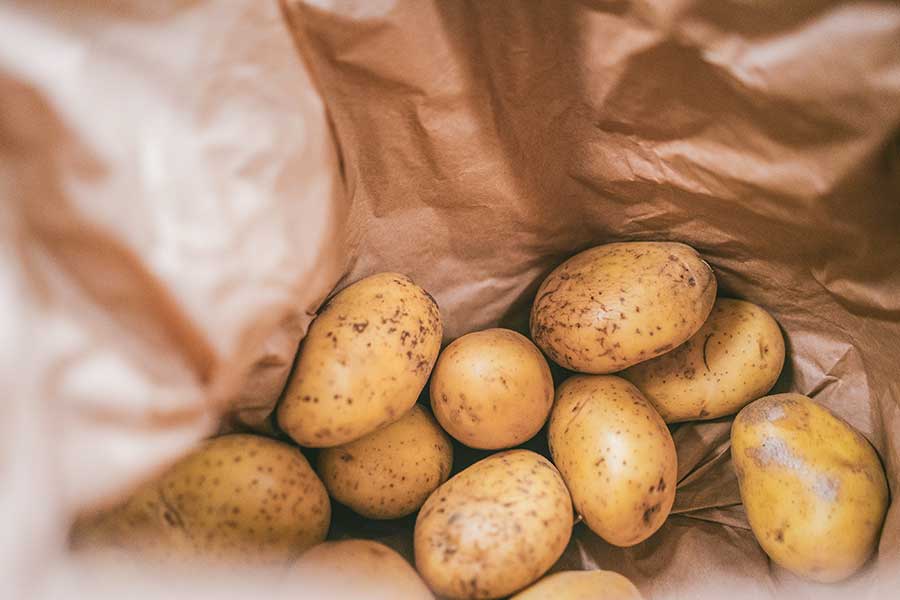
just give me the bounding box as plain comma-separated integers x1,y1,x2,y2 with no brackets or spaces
3,0,900,597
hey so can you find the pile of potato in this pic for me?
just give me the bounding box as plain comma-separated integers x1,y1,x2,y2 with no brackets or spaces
73,243,889,598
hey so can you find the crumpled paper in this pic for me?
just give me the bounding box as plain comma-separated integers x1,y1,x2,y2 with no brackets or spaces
4,0,900,597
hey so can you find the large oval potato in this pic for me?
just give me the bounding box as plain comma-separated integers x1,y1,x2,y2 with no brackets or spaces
530,242,716,373
732,394,889,583
548,376,677,547
510,570,643,600
318,404,453,519
72,434,330,566
623,298,785,423
429,328,554,449
414,450,573,599
278,272,443,447
288,539,433,600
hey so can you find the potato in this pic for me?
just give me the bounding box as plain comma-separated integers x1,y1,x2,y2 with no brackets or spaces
530,242,716,373
732,393,889,583
548,375,677,547
429,328,554,449
72,434,330,566
622,298,785,423
289,539,433,600
278,272,443,447
414,450,573,599
510,570,643,600
317,404,453,519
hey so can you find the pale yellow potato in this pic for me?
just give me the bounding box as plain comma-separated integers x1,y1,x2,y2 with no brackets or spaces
289,539,433,600
429,328,554,449
511,570,643,600
530,242,716,374
414,450,573,599
732,393,889,583
72,434,330,566
548,376,676,547
278,272,443,447
317,404,453,519
622,298,785,423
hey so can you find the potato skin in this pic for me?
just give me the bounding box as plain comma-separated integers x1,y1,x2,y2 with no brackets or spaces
548,376,676,547
278,272,443,447
429,328,554,449
530,242,716,374
622,298,785,423
290,539,433,600
510,570,643,600
72,434,330,566
414,450,573,599
732,394,889,583
317,404,453,519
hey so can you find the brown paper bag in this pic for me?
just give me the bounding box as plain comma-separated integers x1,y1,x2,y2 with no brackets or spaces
3,0,900,597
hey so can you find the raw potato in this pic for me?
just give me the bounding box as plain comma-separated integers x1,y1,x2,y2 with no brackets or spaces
317,404,453,519
548,375,677,547
278,272,443,447
732,393,889,583
510,570,643,600
289,539,433,600
414,450,573,599
429,328,554,449
72,434,330,566
622,298,785,423
530,241,716,373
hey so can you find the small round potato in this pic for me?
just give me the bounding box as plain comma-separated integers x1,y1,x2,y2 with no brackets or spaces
414,450,573,599
429,328,554,449
317,404,453,519
622,298,785,423
289,539,433,600
548,376,677,547
278,272,443,447
732,394,889,583
530,242,716,373
510,570,643,600
72,434,330,566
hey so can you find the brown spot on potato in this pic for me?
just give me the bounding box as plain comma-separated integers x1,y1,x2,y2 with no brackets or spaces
642,503,661,524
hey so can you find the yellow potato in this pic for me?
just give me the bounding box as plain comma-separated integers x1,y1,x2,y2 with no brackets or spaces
414,450,573,599
289,539,433,600
278,272,443,447
623,298,785,423
72,434,330,566
510,570,643,600
732,394,889,583
548,375,677,547
530,242,716,374
317,404,453,519
429,328,554,449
